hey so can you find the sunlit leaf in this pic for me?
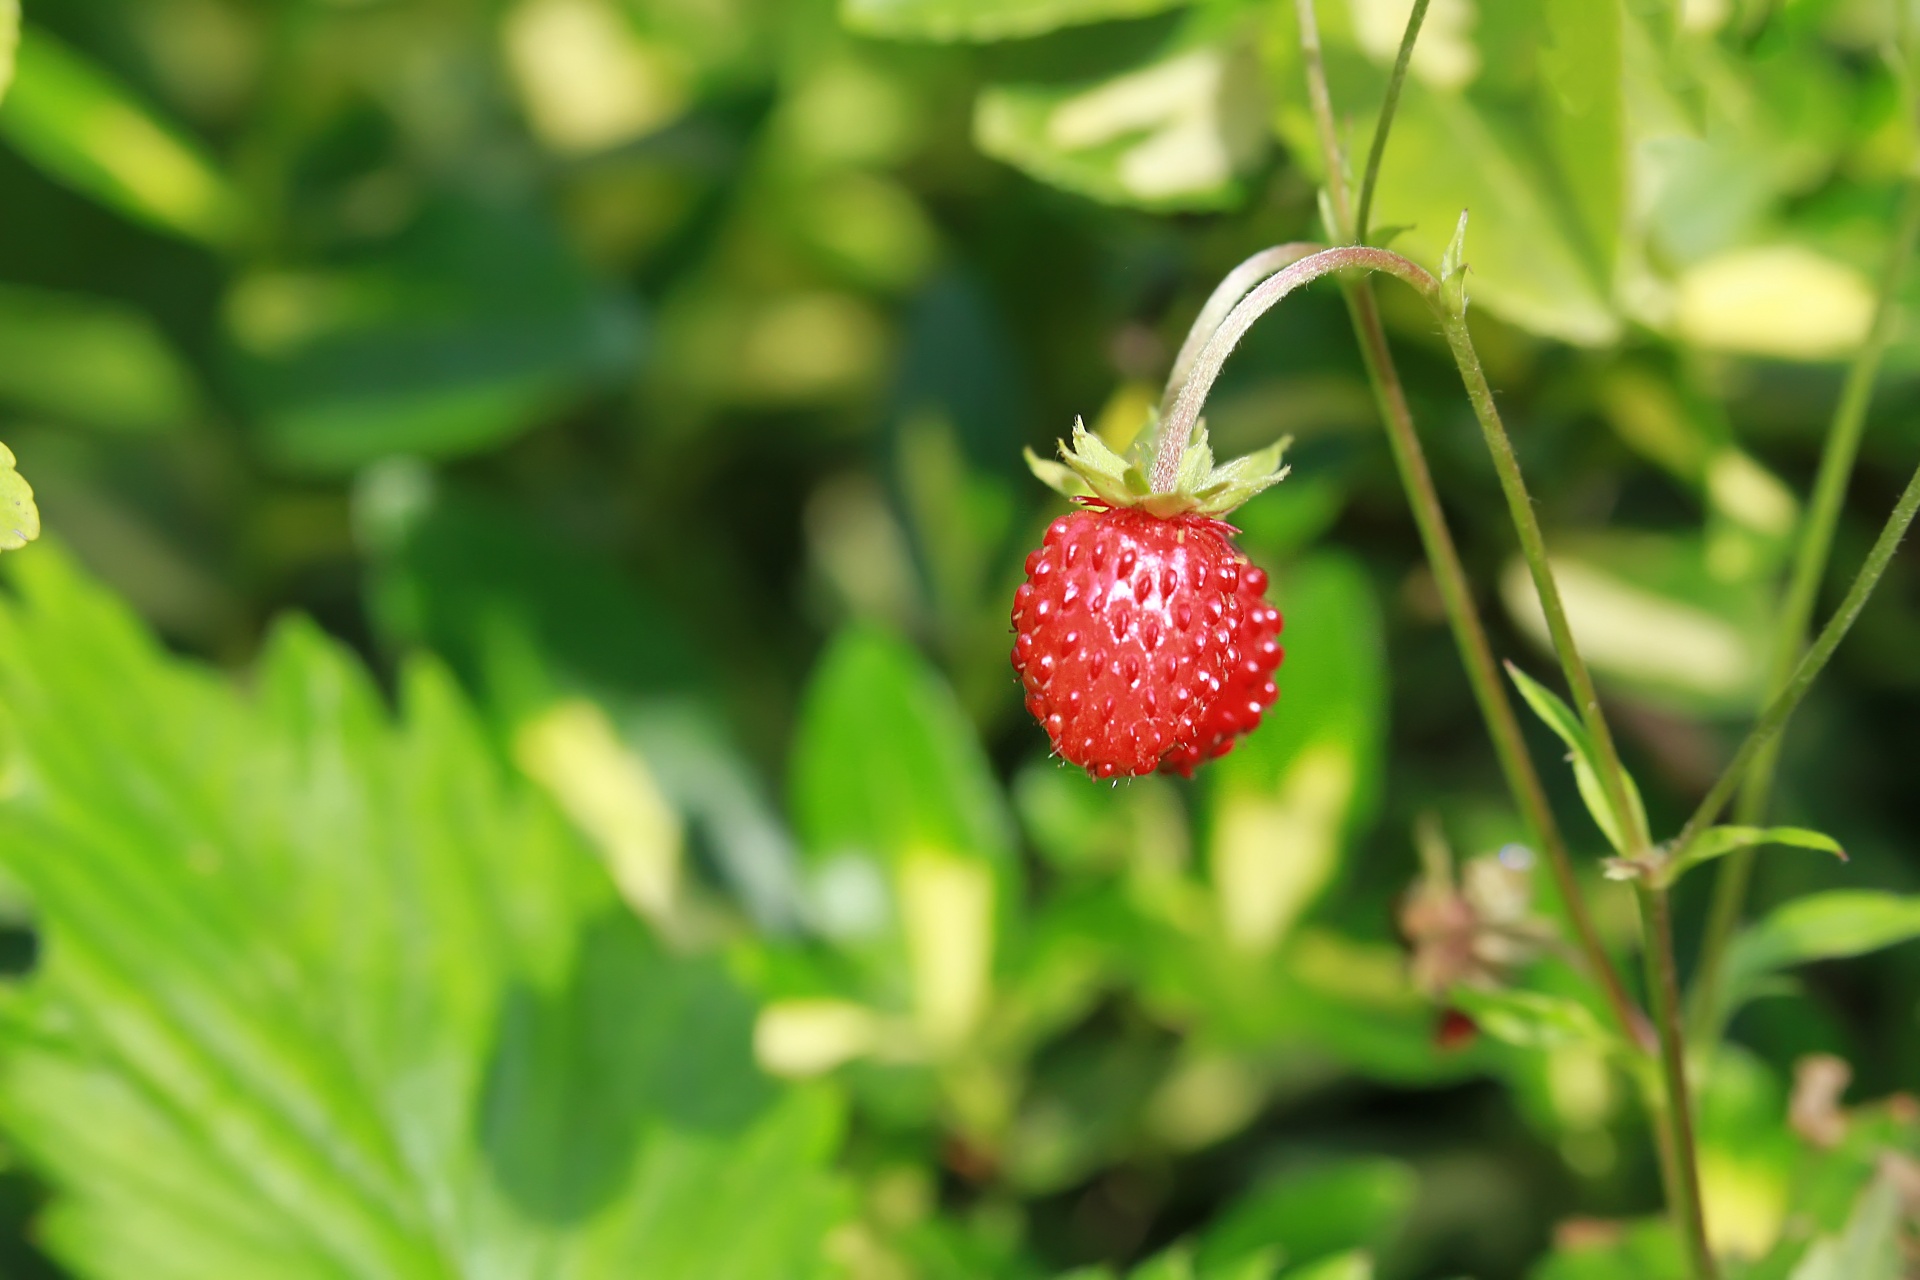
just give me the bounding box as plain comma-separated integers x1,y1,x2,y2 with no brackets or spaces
1505,663,1648,855
1208,555,1385,956
1787,1172,1904,1280
789,626,1016,1050
0,441,37,552
0,546,848,1279
843,0,1190,42
0,29,243,246
975,44,1266,212
1665,825,1846,885
1277,1253,1372,1280
0,0,16,104
1726,892,1920,1002
1451,988,1617,1054
1501,534,1771,715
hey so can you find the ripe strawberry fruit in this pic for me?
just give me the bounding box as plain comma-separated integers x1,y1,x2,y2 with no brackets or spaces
1013,420,1288,778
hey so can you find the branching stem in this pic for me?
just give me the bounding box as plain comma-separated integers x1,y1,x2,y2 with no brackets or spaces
1690,176,1920,1033
1672,457,1920,857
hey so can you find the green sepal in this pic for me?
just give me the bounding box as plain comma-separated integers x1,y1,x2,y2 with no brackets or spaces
1029,417,1290,520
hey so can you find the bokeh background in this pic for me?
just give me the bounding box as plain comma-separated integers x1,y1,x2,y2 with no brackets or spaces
0,0,1917,1276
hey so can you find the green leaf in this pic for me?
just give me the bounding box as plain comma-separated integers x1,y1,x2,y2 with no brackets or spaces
975,44,1266,213
0,29,243,246
1538,0,1626,286
0,441,38,551
1725,892,1920,1009
0,546,848,1279
1665,825,1846,885
1505,663,1647,854
1351,79,1618,345
1450,988,1617,1053
1278,1254,1372,1280
1499,533,1772,716
0,0,16,104
790,626,1016,1048
228,201,641,472
1788,1173,1904,1280
0,284,201,433
792,626,1013,876
1196,1158,1414,1276
843,0,1190,42
1531,1215,1685,1279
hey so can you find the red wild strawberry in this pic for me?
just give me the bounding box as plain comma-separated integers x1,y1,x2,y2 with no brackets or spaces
1012,419,1289,778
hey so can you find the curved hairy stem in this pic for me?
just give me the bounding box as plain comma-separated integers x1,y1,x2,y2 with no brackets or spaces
1354,0,1431,245
1691,176,1920,1032
1152,246,1437,489
1159,243,1323,423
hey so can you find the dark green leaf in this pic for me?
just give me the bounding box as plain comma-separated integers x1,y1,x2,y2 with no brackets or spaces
1196,1158,1413,1275
0,29,242,246
0,285,200,433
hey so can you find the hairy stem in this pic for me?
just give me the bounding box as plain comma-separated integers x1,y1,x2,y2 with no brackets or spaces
1354,0,1430,245
1690,177,1920,1033
1159,243,1322,423
1673,456,1920,857
1640,883,1718,1279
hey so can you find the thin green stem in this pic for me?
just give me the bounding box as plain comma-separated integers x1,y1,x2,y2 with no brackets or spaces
1639,883,1718,1279
1289,0,1647,1049
1295,0,1351,236
1354,0,1430,246
1673,456,1920,857
1690,177,1920,1032
1344,279,1651,1050
1159,243,1322,423
1437,311,1651,853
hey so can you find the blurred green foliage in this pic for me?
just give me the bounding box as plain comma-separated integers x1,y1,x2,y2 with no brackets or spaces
0,0,1919,1277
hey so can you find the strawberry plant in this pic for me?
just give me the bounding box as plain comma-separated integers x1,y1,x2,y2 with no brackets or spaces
0,0,1919,1277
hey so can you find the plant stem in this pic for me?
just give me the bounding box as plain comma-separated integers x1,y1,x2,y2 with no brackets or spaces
1639,883,1718,1279
1690,176,1920,1033
1343,277,1649,1048
1437,311,1651,855
1159,243,1322,423
1286,0,1648,1051
1672,455,1920,858
1354,0,1430,246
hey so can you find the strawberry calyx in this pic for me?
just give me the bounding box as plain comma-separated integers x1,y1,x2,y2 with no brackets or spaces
1023,416,1290,520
